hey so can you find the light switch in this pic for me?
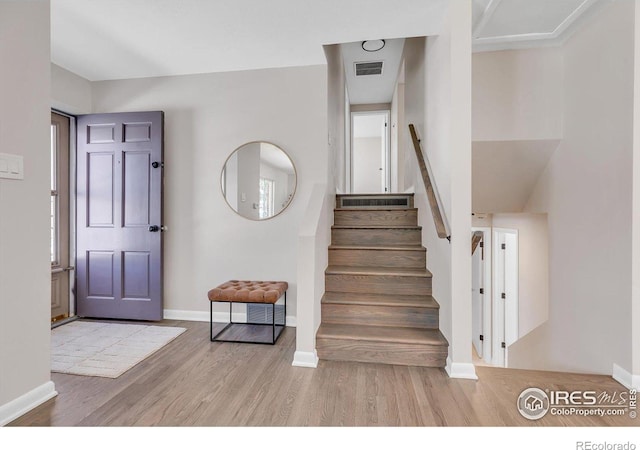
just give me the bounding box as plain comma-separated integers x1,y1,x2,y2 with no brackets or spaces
0,153,24,180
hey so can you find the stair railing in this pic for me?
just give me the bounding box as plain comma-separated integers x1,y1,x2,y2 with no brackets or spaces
472,231,483,254
408,124,451,242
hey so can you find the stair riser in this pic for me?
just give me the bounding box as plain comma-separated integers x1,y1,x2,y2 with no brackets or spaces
325,274,431,295
334,210,418,227
322,303,439,329
332,228,421,246
329,248,426,269
336,196,414,209
317,338,447,367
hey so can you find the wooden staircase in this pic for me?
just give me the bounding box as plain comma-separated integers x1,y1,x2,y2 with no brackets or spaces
316,193,449,367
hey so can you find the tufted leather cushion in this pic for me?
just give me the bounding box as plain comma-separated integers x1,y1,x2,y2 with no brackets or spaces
208,280,288,304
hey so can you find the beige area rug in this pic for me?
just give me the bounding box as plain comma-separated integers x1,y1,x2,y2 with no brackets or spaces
51,321,186,378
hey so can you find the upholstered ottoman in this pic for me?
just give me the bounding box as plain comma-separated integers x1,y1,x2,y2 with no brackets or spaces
207,280,288,344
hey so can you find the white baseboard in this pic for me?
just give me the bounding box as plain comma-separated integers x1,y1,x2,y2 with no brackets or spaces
612,363,640,389
0,381,57,427
445,357,479,380
292,350,318,368
163,309,296,327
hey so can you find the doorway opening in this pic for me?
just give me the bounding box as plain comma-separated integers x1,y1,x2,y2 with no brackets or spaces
50,111,76,324
350,111,390,193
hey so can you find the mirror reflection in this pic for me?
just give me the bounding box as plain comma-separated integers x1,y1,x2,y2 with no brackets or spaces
221,142,296,220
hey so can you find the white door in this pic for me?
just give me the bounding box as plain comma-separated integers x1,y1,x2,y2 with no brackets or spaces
351,112,389,193
492,229,519,367
472,236,484,358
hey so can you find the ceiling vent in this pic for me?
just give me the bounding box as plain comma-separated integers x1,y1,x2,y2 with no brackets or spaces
355,61,383,76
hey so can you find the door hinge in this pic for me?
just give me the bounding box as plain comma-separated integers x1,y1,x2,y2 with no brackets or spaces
501,292,506,299
479,242,484,248
501,243,506,250
479,334,484,341
479,288,484,295
501,342,506,349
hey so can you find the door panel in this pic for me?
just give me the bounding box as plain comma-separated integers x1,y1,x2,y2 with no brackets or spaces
77,111,164,321
472,238,483,358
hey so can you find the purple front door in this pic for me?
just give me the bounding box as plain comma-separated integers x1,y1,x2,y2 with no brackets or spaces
76,111,164,321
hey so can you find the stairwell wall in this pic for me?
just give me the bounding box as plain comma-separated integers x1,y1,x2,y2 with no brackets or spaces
523,0,634,375
404,0,475,378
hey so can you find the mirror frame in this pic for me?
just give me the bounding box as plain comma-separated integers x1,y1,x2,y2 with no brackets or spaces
220,141,297,221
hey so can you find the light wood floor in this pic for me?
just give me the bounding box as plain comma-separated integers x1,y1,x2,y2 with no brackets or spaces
9,320,637,426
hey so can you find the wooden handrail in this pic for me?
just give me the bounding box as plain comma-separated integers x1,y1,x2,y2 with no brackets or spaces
409,124,450,241
471,231,483,255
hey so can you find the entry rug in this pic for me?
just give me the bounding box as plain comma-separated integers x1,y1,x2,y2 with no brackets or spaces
51,321,186,378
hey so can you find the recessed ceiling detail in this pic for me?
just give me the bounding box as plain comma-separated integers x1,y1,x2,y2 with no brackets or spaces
473,0,605,52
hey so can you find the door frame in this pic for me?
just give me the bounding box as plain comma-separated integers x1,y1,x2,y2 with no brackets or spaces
51,109,77,323
349,110,390,193
492,227,519,367
472,226,492,364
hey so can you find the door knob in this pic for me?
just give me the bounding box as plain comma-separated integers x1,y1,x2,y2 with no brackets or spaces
148,225,160,232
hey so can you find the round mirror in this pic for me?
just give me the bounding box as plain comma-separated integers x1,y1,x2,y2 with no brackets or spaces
221,141,297,220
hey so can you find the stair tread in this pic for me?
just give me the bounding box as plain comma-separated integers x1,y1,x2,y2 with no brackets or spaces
322,292,439,309
317,323,448,346
326,265,432,277
329,244,425,251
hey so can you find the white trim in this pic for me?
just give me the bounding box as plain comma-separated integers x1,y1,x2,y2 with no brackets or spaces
445,357,479,380
472,0,502,39
472,0,607,53
0,381,57,427
163,309,297,327
612,363,640,390
292,350,318,368
472,226,492,364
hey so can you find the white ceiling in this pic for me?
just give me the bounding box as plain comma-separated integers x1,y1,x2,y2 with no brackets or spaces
472,0,606,52
473,139,560,213
341,38,405,105
51,0,447,81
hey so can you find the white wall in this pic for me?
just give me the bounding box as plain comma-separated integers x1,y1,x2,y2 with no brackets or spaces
325,45,346,194
402,38,425,193
633,0,640,387
492,214,549,338
92,65,328,322
404,1,475,380
524,0,634,375
237,143,260,220
0,0,57,424
51,63,92,115
390,83,405,193
472,47,563,141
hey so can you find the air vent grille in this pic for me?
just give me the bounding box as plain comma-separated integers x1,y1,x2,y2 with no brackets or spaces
341,197,409,208
355,61,383,76
247,304,285,324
